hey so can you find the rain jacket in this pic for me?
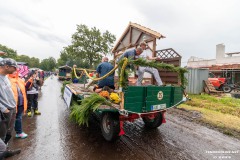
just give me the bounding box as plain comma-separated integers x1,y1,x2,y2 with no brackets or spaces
25,77,39,94
8,75,27,113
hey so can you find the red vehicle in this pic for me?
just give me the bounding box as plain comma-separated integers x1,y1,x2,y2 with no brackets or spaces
208,72,232,93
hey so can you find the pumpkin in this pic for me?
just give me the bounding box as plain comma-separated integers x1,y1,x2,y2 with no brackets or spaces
99,91,110,99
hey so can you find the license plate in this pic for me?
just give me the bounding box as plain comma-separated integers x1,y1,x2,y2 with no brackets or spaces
151,104,166,110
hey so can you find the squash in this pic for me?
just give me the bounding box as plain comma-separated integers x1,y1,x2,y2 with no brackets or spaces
110,92,121,103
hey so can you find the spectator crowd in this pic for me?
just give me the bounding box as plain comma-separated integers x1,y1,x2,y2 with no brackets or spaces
0,58,43,159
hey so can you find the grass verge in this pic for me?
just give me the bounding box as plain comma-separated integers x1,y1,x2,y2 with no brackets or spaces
178,94,240,139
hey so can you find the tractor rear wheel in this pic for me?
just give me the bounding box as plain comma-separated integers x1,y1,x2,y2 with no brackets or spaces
222,85,232,93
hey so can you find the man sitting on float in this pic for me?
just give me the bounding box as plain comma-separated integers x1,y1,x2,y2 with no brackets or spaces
93,57,115,93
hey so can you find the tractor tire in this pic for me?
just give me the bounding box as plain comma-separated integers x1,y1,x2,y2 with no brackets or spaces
223,85,232,93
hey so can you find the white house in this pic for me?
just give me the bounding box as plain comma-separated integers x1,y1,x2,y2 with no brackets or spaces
187,44,240,68
187,44,240,83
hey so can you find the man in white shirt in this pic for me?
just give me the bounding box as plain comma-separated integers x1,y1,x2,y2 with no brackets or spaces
137,42,163,86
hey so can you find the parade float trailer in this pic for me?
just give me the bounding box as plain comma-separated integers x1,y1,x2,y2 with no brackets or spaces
58,65,72,81
63,22,189,141
65,82,187,141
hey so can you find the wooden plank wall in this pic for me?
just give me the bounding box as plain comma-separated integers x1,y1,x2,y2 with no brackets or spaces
156,49,182,85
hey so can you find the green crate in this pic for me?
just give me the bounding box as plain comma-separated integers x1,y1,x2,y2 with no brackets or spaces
145,86,172,112
124,86,145,113
123,86,183,113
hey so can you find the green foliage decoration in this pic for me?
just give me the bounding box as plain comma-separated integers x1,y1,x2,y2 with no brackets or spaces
61,81,72,95
117,58,188,88
117,57,131,88
70,93,112,126
71,69,77,80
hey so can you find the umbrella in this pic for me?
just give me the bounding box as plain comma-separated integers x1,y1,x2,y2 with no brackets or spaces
18,65,29,78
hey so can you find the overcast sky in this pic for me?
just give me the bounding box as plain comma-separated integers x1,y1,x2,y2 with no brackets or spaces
0,0,240,66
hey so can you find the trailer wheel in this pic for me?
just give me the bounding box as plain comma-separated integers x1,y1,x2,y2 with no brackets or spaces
101,113,120,141
143,112,163,129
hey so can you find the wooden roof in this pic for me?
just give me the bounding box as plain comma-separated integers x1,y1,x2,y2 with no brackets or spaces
59,65,72,69
130,22,165,39
112,22,165,53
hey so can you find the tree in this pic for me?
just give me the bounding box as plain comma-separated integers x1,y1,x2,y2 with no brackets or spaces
0,44,41,68
58,46,90,68
58,46,77,67
29,57,40,68
16,55,30,63
16,55,40,68
40,57,56,71
58,24,116,69
0,44,17,59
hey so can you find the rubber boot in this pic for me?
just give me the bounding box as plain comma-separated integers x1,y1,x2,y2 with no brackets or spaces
4,149,21,158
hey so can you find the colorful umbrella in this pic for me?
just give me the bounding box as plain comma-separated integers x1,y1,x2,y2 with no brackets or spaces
18,65,29,78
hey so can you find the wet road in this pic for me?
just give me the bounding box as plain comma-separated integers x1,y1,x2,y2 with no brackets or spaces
8,76,240,160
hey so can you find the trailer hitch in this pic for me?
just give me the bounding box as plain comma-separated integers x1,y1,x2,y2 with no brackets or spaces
119,109,128,117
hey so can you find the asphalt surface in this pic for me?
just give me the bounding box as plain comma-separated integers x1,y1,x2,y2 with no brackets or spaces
8,76,240,160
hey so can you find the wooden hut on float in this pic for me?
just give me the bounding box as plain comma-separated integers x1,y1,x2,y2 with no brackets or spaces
112,22,182,85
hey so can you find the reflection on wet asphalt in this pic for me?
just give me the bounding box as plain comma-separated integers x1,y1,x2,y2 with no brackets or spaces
8,76,240,160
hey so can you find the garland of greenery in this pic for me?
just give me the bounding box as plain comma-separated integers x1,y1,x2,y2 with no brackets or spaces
71,69,77,80
117,58,188,88
61,81,72,95
70,93,112,126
